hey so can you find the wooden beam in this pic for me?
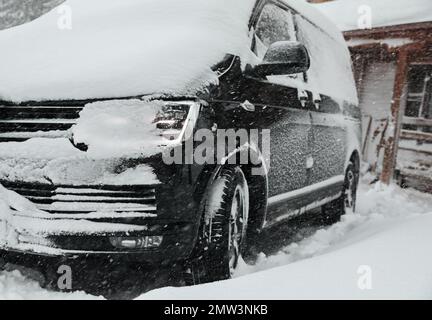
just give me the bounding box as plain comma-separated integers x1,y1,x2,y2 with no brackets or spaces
400,130,432,143
398,146,432,156
402,117,432,127
380,49,409,184
411,59,432,66
398,171,432,194
344,21,432,39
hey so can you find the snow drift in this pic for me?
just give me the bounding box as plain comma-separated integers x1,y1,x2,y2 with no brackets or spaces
1,180,432,299
142,181,432,300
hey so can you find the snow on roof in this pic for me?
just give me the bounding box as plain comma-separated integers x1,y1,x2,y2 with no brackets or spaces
315,0,432,32
283,0,346,43
0,0,349,103
0,0,256,102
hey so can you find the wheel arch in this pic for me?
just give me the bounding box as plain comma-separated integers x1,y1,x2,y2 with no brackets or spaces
196,144,268,222
239,164,268,237
349,149,361,178
221,145,269,236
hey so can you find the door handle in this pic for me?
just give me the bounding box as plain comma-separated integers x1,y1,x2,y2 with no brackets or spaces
298,90,308,108
313,93,321,110
240,100,255,112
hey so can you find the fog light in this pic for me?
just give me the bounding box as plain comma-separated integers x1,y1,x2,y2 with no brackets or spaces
109,236,163,249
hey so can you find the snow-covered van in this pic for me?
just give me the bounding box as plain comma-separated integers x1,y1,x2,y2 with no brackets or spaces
0,0,361,283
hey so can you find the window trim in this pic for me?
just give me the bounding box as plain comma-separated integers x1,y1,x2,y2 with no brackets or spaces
405,64,432,119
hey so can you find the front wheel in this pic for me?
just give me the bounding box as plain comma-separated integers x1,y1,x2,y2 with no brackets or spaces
187,167,249,284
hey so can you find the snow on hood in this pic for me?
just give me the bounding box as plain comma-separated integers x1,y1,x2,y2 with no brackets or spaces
315,0,432,31
72,99,172,158
0,0,255,102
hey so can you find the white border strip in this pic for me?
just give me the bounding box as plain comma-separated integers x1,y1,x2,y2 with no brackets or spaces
267,175,344,206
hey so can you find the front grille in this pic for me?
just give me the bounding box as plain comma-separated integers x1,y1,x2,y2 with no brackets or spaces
0,103,84,142
2,181,157,216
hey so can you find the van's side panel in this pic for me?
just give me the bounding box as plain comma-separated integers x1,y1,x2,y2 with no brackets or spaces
308,96,347,185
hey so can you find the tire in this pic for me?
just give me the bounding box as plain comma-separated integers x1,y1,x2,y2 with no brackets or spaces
321,162,358,225
187,167,249,284
0,250,8,271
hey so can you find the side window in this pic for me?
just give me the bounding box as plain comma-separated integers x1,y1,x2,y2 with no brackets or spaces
254,4,296,59
295,14,358,107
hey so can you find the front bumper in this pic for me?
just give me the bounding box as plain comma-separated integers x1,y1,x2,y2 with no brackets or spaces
0,180,199,263
1,219,196,262
1,218,196,264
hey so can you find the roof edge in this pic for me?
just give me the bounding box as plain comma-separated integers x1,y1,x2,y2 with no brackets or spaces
343,21,432,38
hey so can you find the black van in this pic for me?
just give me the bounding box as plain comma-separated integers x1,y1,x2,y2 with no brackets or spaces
0,0,361,283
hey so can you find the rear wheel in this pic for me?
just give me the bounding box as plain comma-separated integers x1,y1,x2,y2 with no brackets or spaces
0,257,5,271
321,162,358,225
187,167,249,284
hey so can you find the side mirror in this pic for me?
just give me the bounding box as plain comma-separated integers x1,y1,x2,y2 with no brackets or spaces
247,41,310,78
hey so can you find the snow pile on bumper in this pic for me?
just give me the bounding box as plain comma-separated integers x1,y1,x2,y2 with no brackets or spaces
0,183,154,255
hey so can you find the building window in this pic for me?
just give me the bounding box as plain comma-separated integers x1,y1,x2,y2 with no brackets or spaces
405,65,432,119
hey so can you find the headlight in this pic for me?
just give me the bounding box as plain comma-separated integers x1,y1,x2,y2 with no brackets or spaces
71,99,201,156
153,101,200,143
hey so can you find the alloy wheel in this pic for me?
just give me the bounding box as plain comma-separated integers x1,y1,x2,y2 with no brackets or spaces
228,184,248,276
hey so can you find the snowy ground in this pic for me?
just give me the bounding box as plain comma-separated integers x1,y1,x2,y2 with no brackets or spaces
1,178,432,299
